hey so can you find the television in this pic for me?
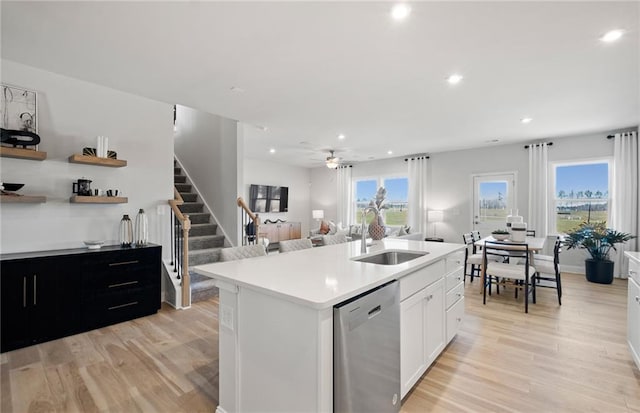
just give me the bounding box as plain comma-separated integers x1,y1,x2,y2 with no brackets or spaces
249,184,289,213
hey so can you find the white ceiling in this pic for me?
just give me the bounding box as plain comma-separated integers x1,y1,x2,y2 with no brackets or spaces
2,1,638,168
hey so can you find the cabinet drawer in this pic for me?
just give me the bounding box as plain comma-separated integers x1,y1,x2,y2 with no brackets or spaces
82,262,159,293
446,281,464,309
81,248,159,270
400,260,445,301
83,287,160,330
445,251,464,274
446,296,464,343
629,258,640,284
445,267,464,291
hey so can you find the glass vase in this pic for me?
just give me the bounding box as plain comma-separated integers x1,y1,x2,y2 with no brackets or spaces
134,208,149,246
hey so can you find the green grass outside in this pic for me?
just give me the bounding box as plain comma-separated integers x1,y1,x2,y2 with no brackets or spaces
355,208,408,226
556,210,608,234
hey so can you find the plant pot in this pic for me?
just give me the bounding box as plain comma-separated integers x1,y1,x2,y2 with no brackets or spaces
585,258,614,284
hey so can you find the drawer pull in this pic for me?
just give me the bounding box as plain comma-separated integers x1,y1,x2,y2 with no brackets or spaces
23,276,27,308
108,301,138,310
108,280,139,288
636,296,639,303
109,260,139,267
456,293,462,297
456,317,462,322
33,274,37,306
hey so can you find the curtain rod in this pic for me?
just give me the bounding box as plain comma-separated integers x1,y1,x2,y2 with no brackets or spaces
607,130,637,139
524,142,553,149
404,155,430,161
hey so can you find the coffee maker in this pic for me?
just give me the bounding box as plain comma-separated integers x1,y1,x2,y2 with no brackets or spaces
72,178,92,196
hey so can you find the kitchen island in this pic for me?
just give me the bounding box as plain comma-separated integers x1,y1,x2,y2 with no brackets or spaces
194,238,465,413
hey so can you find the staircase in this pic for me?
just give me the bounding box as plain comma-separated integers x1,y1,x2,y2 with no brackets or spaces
174,161,225,302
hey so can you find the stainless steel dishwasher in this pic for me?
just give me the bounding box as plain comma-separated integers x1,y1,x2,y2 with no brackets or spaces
334,280,400,413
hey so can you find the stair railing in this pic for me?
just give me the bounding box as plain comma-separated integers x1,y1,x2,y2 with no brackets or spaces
237,197,260,246
169,187,191,307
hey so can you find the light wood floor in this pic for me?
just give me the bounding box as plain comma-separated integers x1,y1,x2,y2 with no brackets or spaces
1,273,638,412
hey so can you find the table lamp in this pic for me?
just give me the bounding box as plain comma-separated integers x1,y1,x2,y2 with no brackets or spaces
428,210,444,237
312,210,324,223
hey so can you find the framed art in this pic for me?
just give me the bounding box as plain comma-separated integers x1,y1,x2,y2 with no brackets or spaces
1,84,38,133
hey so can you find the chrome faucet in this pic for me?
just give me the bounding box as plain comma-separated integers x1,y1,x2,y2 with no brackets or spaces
361,207,377,253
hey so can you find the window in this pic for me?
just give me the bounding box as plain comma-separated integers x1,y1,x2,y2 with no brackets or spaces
353,176,408,225
551,160,610,234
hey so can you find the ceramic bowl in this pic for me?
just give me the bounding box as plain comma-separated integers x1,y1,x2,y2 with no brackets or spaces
492,233,510,241
83,240,105,249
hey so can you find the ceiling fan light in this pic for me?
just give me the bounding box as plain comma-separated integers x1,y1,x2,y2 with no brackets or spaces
326,158,339,169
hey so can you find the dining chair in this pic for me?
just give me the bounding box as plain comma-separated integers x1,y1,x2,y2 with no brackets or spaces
279,238,313,253
483,240,536,313
219,244,267,262
321,233,348,246
462,233,483,283
531,236,563,305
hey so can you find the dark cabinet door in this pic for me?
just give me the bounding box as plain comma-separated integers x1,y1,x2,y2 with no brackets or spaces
0,261,31,352
1,258,60,352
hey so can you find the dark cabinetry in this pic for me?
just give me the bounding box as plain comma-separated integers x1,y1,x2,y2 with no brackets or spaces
1,245,161,353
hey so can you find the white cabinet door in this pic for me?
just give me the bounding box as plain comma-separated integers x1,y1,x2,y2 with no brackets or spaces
628,277,640,369
424,279,445,364
400,289,427,398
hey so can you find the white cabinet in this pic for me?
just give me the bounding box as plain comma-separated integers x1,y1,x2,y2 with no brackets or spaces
627,254,640,370
425,279,445,362
400,250,463,399
400,288,427,395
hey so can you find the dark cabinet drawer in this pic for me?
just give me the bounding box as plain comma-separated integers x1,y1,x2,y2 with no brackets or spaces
82,287,160,330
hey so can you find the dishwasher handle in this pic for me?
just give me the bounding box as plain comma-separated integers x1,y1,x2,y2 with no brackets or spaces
368,305,382,319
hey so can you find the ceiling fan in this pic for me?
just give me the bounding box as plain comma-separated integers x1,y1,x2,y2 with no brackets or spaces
325,150,340,169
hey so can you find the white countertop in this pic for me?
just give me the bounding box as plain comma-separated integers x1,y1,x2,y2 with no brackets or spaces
624,251,640,263
194,239,465,309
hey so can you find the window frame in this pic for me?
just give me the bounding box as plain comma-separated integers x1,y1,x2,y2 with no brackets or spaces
352,174,409,225
548,157,612,236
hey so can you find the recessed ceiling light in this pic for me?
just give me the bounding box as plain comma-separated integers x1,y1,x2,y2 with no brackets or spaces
338,134,346,140
387,150,393,155
600,30,623,43
447,74,463,85
521,117,533,124
230,86,245,93
391,4,411,20
269,148,276,154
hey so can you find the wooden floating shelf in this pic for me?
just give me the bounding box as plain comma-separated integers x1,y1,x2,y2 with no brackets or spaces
0,147,47,161
1,195,47,204
70,196,128,204
68,154,127,168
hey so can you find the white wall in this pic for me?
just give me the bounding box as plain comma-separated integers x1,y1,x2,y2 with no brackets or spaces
244,158,312,236
174,105,242,246
0,60,173,254
309,131,633,271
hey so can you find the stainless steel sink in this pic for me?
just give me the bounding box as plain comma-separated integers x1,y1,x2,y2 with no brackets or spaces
352,250,428,265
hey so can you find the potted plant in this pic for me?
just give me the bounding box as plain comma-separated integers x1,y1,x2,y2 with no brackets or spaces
564,221,635,284
367,187,387,240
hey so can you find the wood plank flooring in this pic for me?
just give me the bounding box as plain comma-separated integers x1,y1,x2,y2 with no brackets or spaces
1,272,638,412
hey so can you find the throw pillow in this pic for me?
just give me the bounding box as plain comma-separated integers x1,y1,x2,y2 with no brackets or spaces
319,220,330,235
405,226,411,233
398,226,408,236
328,220,337,235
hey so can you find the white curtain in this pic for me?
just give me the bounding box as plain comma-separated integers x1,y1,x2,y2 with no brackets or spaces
407,156,428,236
528,143,549,239
336,165,353,227
611,131,639,278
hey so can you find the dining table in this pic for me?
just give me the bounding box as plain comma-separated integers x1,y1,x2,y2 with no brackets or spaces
473,236,547,293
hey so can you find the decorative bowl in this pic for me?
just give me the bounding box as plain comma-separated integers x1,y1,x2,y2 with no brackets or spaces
83,240,105,249
492,233,510,241
1,183,25,192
